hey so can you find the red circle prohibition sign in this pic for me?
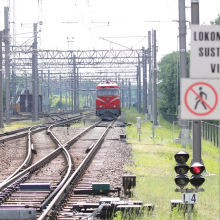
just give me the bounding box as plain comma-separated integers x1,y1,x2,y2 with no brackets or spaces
184,82,218,116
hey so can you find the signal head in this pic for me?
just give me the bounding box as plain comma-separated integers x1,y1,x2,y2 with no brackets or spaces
174,163,189,175
174,174,189,188
190,162,205,175
174,151,189,163
190,175,205,188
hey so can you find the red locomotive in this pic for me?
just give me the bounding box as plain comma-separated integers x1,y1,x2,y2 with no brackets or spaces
96,81,121,120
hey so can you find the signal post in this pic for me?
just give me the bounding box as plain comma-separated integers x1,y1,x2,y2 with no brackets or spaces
173,151,205,219
176,2,220,218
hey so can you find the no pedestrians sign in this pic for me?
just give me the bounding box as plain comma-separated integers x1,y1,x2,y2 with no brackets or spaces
190,25,220,78
181,78,220,120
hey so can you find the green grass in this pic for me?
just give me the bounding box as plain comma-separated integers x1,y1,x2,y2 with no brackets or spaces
118,107,219,220
0,119,45,133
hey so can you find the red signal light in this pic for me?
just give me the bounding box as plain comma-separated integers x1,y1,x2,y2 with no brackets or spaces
190,162,205,175
191,166,202,174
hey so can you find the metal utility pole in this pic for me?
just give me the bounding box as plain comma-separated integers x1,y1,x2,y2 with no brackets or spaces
122,79,124,108
32,23,39,121
71,53,74,114
0,31,4,128
4,7,10,124
65,81,67,110
153,30,158,126
136,72,138,111
77,68,79,112
41,70,43,95
142,47,147,115
191,0,201,164
59,75,62,110
138,55,141,114
12,66,16,114
73,55,77,114
179,0,189,134
25,73,28,112
129,79,131,109
148,31,152,114
47,70,50,111
125,77,127,107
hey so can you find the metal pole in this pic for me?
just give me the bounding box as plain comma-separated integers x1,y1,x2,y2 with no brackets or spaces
25,72,28,112
138,55,141,113
73,54,76,114
12,66,15,114
191,0,201,164
41,70,43,95
136,69,138,111
0,31,4,128
148,31,152,114
32,23,39,121
179,0,188,130
122,79,124,108
71,53,74,114
4,7,10,124
129,79,131,109
60,75,62,110
77,68,79,112
48,70,50,111
142,47,147,115
177,36,179,114
65,81,67,110
153,30,158,126
145,51,148,114
125,77,127,107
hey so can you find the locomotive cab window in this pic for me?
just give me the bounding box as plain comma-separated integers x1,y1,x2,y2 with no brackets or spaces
97,89,119,96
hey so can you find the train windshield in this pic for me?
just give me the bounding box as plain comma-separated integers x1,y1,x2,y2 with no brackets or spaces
97,89,119,96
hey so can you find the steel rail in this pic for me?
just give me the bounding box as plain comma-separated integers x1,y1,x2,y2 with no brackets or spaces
40,119,102,210
40,124,73,210
0,112,95,191
38,120,114,220
0,124,40,185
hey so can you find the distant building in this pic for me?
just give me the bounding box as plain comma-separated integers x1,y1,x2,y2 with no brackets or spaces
18,90,42,113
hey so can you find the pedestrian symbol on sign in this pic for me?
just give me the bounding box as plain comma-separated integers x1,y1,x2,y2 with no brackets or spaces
184,82,218,116
194,87,207,110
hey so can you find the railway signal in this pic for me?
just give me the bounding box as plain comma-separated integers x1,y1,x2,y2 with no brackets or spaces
174,151,189,188
189,162,205,188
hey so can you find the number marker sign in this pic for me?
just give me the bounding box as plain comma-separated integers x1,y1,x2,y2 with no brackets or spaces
182,193,197,204
181,78,220,120
190,25,220,78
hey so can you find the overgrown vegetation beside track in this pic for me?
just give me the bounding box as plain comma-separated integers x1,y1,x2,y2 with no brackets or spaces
117,107,219,220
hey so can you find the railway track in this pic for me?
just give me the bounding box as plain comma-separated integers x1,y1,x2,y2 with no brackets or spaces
0,113,148,219
0,112,101,219
0,112,94,184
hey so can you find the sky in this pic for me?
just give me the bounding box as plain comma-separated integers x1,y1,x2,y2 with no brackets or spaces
0,0,219,63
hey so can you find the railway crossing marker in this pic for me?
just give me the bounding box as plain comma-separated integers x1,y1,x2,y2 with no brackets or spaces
181,79,220,120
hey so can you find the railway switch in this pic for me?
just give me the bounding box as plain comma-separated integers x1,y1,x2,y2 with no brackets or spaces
174,151,190,188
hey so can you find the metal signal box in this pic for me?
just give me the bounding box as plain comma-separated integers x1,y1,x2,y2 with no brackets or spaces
92,182,110,191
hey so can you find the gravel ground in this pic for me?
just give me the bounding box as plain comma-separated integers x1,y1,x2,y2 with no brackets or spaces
0,137,27,182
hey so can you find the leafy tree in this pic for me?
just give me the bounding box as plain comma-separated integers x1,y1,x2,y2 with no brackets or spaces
157,51,190,114
210,13,220,25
